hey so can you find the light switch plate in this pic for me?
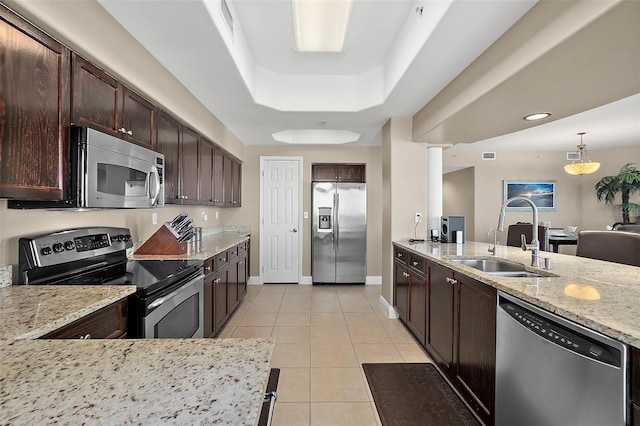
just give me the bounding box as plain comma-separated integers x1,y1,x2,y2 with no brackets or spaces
304,211,309,219
152,212,157,225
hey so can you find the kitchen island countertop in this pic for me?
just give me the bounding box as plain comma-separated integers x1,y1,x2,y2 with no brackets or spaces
0,337,274,426
394,240,640,348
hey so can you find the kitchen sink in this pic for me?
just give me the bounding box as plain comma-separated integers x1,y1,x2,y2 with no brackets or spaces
449,258,546,278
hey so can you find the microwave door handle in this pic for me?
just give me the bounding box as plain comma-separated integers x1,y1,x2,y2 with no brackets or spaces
148,165,161,206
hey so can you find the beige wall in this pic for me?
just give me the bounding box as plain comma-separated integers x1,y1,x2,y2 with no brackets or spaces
381,118,427,304
223,145,382,280
442,145,640,248
443,167,475,240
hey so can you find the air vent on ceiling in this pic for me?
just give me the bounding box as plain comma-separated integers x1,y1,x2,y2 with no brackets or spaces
566,151,581,161
221,0,234,38
482,152,496,160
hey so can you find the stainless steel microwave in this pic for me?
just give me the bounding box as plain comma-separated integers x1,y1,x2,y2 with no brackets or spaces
9,126,164,209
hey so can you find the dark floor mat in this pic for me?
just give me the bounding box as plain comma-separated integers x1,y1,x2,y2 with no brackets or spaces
362,363,480,426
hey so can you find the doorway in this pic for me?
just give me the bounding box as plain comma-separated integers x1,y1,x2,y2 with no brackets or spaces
260,157,302,283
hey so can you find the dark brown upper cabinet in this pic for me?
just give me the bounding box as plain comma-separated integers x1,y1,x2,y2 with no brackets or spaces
213,147,225,206
312,163,365,183
0,5,70,200
71,54,155,148
156,111,181,203
224,155,242,207
199,139,214,205
180,127,200,204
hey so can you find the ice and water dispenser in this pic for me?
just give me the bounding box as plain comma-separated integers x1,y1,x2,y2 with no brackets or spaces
318,207,332,232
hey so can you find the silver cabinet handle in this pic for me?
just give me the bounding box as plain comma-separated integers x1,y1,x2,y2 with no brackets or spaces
127,130,133,136
402,272,409,278
290,229,298,233
80,333,91,339
412,261,419,266
446,277,458,285
118,127,126,134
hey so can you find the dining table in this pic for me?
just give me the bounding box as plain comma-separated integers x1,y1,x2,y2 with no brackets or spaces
548,234,578,253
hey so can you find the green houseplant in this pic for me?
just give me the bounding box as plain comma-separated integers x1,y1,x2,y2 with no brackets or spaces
595,162,640,224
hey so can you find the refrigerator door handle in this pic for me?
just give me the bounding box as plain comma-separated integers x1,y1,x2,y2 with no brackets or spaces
335,192,340,250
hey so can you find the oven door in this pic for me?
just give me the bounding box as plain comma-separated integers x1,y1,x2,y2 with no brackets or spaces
83,127,164,208
143,274,204,338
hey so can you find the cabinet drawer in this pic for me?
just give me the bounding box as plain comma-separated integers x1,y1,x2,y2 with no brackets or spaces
42,299,127,339
408,255,425,275
204,258,214,275
215,250,229,269
237,240,248,255
229,244,240,259
395,247,408,265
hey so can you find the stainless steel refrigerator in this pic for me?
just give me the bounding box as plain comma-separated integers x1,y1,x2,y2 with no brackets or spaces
312,182,366,284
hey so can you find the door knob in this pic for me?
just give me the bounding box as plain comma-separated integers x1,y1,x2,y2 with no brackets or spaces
290,229,298,233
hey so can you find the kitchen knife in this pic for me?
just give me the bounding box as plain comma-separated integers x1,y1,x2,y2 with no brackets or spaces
170,212,188,228
177,229,196,243
175,218,193,235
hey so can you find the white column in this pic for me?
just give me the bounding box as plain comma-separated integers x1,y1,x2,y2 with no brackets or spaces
427,147,443,237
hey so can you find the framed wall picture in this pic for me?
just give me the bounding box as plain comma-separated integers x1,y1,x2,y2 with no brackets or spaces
503,180,557,211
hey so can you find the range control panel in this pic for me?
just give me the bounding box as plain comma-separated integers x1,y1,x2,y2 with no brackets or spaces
20,227,133,268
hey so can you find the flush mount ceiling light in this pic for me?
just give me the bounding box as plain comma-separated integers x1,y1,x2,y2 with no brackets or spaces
273,129,361,144
523,112,551,121
564,132,601,176
293,0,353,52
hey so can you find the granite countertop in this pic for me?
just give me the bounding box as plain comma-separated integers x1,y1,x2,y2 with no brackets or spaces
130,230,250,261
394,240,640,348
0,338,274,426
0,285,137,341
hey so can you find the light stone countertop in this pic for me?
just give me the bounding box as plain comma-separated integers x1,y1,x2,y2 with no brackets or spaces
394,240,640,348
0,285,137,341
0,338,274,426
130,230,250,261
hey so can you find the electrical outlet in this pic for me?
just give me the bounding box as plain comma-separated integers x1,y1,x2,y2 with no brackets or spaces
415,213,422,223
215,211,219,220
202,211,208,221
152,212,158,225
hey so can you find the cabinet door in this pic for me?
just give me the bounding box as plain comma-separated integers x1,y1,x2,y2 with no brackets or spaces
121,86,155,147
156,112,181,203
203,273,214,337
428,262,455,372
228,257,239,313
338,164,365,182
71,53,119,135
394,262,409,322
230,159,242,206
199,140,214,204
407,260,427,346
181,127,199,203
237,252,248,300
214,268,228,335
454,275,496,424
312,164,338,182
213,147,225,205
0,7,70,199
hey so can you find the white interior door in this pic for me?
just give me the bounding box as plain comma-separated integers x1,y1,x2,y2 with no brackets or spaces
262,158,301,283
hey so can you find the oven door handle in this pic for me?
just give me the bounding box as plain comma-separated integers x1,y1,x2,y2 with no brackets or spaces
148,274,204,310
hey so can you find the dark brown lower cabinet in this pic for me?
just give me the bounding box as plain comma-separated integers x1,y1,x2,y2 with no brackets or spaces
392,244,497,425
454,275,496,425
633,347,640,425
204,240,250,337
427,262,455,373
42,298,127,339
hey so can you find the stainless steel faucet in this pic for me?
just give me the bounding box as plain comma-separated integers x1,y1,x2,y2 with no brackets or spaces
488,227,497,255
498,196,540,268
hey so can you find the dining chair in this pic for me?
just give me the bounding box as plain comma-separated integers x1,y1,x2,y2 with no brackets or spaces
506,223,550,252
576,231,640,266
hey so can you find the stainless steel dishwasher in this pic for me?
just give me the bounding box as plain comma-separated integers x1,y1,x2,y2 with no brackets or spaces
495,291,629,426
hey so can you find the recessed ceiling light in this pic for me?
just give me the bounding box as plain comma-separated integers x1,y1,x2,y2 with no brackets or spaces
523,112,551,121
293,0,353,52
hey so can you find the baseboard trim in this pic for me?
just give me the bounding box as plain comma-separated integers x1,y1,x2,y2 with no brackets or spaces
379,295,399,319
248,276,262,285
366,275,382,285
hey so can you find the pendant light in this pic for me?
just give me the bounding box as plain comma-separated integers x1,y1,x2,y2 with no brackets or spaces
564,132,600,176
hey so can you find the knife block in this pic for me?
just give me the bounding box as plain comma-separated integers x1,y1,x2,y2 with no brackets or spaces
134,223,188,255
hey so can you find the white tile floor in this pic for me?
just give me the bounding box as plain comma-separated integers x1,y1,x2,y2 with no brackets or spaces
218,283,432,426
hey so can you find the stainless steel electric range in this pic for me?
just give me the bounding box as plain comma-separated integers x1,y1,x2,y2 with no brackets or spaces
18,227,204,338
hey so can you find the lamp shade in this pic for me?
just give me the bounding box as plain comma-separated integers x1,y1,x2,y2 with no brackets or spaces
564,133,600,176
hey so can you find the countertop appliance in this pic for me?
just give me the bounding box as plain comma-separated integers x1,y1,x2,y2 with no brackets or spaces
495,291,628,425
9,126,164,209
18,227,204,338
312,182,366,284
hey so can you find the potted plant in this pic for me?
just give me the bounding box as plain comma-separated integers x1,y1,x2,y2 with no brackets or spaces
595,162,640,224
